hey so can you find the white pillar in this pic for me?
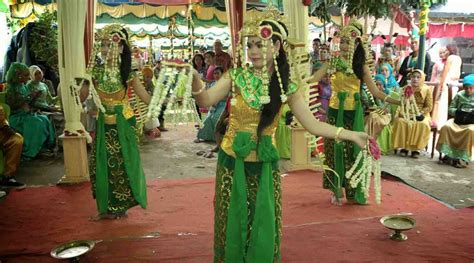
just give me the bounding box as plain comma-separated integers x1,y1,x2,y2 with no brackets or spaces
281,0,316,172
57,0,90,184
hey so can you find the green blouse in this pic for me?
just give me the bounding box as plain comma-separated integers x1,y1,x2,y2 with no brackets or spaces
230,67,298,109
449,90,474,116
26,81,54,110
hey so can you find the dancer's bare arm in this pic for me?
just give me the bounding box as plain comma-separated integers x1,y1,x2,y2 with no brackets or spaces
288,89,369,149
191,69,231,107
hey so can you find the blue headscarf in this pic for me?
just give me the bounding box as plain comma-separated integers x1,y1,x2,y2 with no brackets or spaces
463,74,474,87
374,74,386,89
378,63,399,94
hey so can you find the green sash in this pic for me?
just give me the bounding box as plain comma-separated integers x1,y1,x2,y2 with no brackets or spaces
225,131,279,263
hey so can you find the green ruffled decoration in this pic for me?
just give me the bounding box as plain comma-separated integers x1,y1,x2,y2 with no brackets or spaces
231,68,299,109
225,131,279,263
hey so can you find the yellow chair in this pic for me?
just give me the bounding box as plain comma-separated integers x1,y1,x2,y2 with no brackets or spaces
0,102,11,176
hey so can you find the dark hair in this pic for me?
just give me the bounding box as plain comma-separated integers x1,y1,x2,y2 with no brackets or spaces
313,38,321,43
204,51,216,57
446,44,458,55
119,28,131,88
384,42,394,49
213,66,224,74
256,21,289,140
192,53,206,70
352,38,366,82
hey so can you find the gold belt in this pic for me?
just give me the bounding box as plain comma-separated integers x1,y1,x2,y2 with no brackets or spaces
103,102,135,125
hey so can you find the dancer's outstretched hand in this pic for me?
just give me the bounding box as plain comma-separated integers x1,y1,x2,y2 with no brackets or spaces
350,131,370,149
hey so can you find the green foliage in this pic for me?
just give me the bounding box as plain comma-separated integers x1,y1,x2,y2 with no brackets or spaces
309,0,447,20
6,16,21,34
29,10,58,70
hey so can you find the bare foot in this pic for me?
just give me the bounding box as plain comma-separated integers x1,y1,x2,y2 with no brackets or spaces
330,194,343,206
89,212,128,221
210,146,219,153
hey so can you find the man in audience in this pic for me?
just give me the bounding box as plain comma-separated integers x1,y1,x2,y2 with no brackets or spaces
213,40,232,72
0,104,25,189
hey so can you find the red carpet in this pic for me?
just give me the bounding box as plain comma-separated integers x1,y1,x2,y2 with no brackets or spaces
0,171,473,262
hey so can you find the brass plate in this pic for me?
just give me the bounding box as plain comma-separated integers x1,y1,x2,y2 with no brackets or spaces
50,240,95,259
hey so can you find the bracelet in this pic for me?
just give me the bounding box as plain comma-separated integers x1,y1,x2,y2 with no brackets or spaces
334,127,343,143
191,88,205,96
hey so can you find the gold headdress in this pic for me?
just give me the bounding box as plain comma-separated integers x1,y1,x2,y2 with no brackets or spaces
340,20,363,40
232,6,292,105
240,7,289,41
333,19,373,75
85,24,130,114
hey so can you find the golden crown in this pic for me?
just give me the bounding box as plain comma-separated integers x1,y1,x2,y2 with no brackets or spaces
340,20,364,39
96,24,128,44
240,6,288,41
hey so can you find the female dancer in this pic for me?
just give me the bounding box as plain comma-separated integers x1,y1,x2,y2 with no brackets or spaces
191,10,373,262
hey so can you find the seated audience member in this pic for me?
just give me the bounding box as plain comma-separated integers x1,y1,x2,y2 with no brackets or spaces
376,43,400,76
378,63,400,94
365,74,395,154
5,62,56,159
436,74,474,168
27,65,64,139
26,65,57,112
392,69,432,158
0,104,25,189
195,67,227,147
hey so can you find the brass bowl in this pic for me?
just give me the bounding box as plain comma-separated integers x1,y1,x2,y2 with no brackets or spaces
51,240,95,262
380,215,416,241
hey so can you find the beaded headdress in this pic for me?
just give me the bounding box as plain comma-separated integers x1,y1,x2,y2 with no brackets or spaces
85,24,130,113
232,6,303,105
330,20,373,76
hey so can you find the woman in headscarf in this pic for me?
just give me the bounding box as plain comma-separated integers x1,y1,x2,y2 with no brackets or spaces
436,74,474,168
378,63,400,94
5,62,56,159
392,69,432,158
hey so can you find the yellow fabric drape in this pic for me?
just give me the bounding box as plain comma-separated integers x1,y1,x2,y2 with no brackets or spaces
12,2,228,23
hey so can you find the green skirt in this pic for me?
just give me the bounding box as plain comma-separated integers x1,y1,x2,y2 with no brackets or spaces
90,106,147,214
214,148,282,263
322,91,367,204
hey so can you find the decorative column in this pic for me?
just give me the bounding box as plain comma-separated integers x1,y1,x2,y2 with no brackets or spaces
282,0,316,172
416,0,430,70
225,0,246,62
57,0,90,184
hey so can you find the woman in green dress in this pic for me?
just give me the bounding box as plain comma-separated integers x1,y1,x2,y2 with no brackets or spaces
82,25,151,220
310,21,401,205
191,9,371,263
5,62,56,159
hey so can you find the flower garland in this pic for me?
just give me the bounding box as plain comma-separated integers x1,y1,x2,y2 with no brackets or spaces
345,138,382,204
400,85,420,121
328,57,354,76
145,62,200,127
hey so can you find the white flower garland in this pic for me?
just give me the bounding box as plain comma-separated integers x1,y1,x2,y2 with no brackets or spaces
400,91,420,121
145,63,200,127
344,148,382,204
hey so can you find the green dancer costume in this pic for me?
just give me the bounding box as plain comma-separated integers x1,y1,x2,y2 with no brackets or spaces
322,72,367,204
88,25,147,216
213,67,298,263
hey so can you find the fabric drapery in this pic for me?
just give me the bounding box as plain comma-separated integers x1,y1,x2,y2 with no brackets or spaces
57,0,89,136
